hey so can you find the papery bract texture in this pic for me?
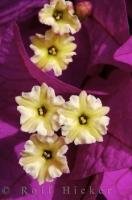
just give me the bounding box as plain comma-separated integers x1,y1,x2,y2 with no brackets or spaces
101,168,132,200
0,0,132,199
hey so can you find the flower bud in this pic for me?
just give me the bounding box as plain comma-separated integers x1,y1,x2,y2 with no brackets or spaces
75,1,93,20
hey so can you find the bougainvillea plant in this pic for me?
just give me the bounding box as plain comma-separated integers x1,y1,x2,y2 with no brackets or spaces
0,0,132,199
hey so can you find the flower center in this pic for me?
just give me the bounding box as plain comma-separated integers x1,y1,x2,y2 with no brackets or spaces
53,10,63,21
48,46,58,56
42,150,52,160
38,106,47,116
79,114,88,125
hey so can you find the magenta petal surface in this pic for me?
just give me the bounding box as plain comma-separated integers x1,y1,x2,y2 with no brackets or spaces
101,168,132,200
114,36,132,65
0,0,48,25
91,0,129,43
0,0,132,199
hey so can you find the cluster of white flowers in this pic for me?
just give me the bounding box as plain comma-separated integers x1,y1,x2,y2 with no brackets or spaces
30,0,81,76
16,0,110,185
16,84,110,184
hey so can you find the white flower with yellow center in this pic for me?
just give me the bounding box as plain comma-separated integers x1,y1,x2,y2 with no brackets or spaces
15,83,64,136
58,91,110,145
38,0,81,35
19,134,69,185
30,30,76,76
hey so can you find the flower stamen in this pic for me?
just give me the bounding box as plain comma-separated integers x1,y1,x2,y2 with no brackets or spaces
79,114,88,125
48,45,58,56
53,10,63,21
42,150,52,160
38,106,47,116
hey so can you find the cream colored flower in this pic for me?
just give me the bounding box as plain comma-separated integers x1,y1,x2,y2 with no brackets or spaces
58,91,110,145
30,30,76,76
15,83,64,136
19,134,69,185
39,0,81,34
